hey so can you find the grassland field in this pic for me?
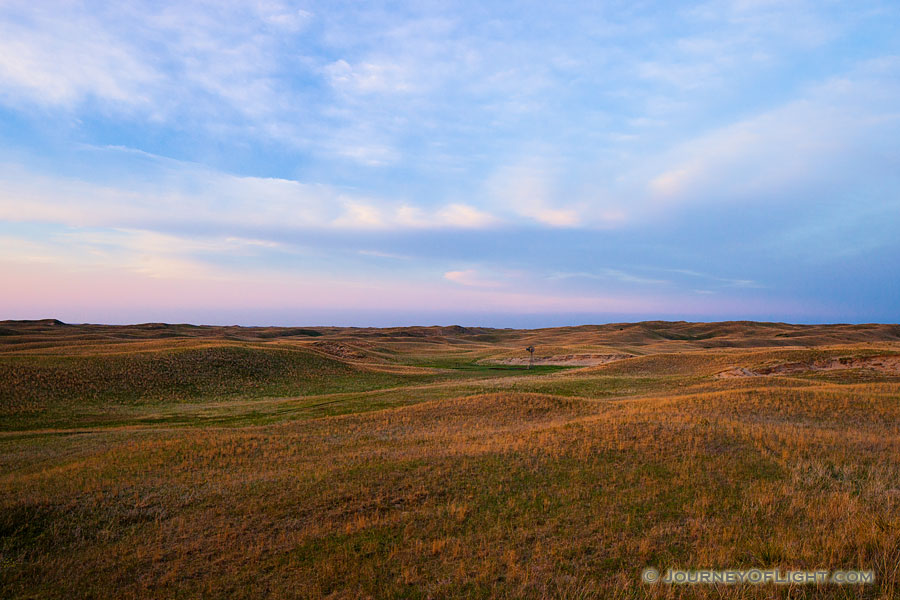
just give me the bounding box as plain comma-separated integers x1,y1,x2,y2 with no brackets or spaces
1,319,900,599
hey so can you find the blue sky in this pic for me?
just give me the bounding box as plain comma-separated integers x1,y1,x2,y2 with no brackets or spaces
0,0,898,326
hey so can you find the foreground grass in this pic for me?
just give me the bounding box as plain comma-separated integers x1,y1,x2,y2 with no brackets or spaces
2,383,899,598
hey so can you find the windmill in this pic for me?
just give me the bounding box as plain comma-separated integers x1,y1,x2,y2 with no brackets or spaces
525,345,535,369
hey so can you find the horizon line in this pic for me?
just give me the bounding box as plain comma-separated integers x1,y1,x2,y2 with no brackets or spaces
4,318,899,330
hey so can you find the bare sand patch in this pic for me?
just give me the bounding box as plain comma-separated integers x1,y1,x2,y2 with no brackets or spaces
716,354,900,378
488,353,633,366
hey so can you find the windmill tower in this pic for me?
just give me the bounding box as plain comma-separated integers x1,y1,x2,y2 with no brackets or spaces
526,345,535,369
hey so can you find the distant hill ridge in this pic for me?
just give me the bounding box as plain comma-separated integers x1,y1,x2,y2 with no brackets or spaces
1,319,899,349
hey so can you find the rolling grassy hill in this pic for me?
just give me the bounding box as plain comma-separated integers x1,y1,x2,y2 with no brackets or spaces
2,319,900,598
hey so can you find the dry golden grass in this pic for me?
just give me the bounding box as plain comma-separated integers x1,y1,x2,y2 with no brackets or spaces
2,320,900,598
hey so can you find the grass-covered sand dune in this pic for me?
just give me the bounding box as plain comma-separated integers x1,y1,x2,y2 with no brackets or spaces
2,320,899,598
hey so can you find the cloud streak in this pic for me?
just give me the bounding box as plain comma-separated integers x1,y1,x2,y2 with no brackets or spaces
0,150,504,234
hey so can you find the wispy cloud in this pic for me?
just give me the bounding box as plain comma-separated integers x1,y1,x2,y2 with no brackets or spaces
661,269,763,289
325,59,419,95
0,1,306,124
0,149,504,234
486,163,583,228
358,249,410,260
643,61,900,208
550,270,669,286
443,269,504,288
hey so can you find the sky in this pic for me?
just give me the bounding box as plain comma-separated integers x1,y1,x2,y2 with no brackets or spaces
1,0,898,327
